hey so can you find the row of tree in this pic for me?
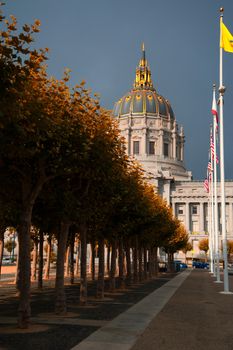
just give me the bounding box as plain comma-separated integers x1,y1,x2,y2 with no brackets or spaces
198,238,233,262
0,7,188,328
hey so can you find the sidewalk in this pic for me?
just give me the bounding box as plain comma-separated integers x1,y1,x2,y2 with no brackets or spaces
0,272,176,349
132,269,233,350
74,269,233,350
1,270,233,349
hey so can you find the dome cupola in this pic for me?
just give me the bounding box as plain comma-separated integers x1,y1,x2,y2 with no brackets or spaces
112,44,191,182
113,44,174,120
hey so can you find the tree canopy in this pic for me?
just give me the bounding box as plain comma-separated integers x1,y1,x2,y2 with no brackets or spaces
0,6,189,328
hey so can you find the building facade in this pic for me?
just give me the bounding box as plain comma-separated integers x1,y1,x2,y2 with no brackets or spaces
113,45,233,260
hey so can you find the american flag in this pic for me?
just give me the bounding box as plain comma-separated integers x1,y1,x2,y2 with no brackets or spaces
210,135,219,164
208,159,212,172
204,178,209,193
208,171,212,182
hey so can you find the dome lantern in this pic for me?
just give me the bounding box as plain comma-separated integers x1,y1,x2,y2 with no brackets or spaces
134,43,154,90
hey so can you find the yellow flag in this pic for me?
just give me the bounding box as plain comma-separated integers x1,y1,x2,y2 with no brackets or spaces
220,22,233,52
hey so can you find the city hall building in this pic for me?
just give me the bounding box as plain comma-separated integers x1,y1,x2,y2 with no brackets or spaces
112,45,233,261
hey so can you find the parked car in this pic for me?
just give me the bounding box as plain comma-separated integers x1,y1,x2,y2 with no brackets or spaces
192,261,209,269
173,261,187,269
158,262,167,272
2,257,12,265
228,264,233,275
180,263,188,269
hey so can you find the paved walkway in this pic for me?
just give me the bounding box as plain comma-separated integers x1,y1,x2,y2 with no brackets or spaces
72,269,233,350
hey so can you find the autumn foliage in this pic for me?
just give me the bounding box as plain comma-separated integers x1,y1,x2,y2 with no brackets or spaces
0,6,188,328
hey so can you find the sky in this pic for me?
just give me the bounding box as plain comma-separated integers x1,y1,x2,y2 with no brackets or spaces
3,0,233,180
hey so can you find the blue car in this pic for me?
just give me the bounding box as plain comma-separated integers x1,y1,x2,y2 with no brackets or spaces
180,263,188,269
192,261,209,269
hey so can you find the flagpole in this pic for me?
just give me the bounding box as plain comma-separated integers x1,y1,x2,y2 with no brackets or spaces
207,196,211,268
219,7,230,293
213,86,221,282
210,126,215,274
208,172,213,273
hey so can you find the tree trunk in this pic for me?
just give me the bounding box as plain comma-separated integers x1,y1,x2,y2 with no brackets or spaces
138,244,143,282
171,253,174,271
154,247,158,276
70,233,75,284
107,244,110,276
143,247,148,280
167,253,173,272
17,209,33,328
31,241,38,281
64,246,70,277
17,178,45,328
91,241,95,281
97,237,105,299
118,237,125,289
44,237,51,280
148,248,153,278
0,231,4,278
133,236,138,283
109,239,117,291
74,239,80,277
151,248,155,276
80,223,87,305
37,231,44,289
125,240,132,284
55,222,70,314
14,244,20,286
123,251,127,276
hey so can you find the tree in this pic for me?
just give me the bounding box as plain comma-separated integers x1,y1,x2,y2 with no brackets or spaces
0,8,99,327
182,241,192,263
198,238,209,262
163,220,189,271
4,239,16,258
227,240,233,262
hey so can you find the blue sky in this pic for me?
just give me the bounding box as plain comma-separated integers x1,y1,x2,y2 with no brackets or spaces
3,0,233,179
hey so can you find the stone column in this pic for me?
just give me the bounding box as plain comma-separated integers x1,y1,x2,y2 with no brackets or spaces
180,126,184,161
172,129,176,159
126,129,131,155
172,202,176,216
185,202,190,232
163,181,171,205
142,128,147,155
199,202,204,233
159,129,164,156
180,140,184,161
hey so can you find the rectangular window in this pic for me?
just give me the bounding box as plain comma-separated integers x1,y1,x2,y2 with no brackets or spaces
178,205,183,215
192,205,197,215
149,141,155,155
133,141,140,155
164,143,169,157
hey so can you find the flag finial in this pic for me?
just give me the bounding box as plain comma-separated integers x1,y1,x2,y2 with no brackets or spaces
220,7,224,13
219,85,226,94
